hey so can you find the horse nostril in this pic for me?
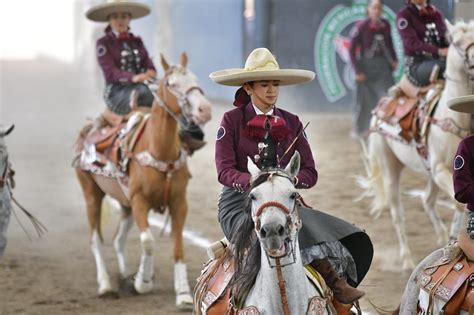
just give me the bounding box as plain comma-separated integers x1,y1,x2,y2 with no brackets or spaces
278,225,285,236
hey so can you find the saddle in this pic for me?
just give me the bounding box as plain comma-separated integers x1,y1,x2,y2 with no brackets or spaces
194,248,343,315
373,75,443,143
419,244,474,314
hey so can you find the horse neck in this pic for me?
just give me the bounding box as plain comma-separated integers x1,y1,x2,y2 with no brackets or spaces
439,63,473,127
145,101,180,161
249,240,314,314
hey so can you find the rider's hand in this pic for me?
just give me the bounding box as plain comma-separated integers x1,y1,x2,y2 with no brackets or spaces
391,61,398,71
132,73,148,83
355,73,366,82
438,48,449,57
145,69,156,79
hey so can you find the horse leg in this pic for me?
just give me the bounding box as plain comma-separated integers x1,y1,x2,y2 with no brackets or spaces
113,206,133,278
421,179,448,246
130,194,154,294
431,163,465,240
169,197,193,309
380,147,415,269
75,169,112,296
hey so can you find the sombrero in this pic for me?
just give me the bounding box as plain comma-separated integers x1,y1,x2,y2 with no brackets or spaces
86,0,150,22
448,95,474,114
210,48,315,86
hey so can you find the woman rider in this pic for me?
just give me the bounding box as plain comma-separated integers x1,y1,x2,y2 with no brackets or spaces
210,48,373,304
397,0,449,87
85,0,205,153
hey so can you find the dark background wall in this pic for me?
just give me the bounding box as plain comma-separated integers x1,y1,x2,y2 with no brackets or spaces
244,0,454,111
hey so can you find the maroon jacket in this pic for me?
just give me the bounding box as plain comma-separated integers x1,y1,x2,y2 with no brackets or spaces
215,102,318,192
453,135,474,211
96,26,155,84
396,3,448,58
349,18,397,74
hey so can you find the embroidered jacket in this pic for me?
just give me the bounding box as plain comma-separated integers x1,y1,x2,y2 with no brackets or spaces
396,3,448,58
349,18,398,74
215,102,318,192
453,135,474,211
96,26,156,84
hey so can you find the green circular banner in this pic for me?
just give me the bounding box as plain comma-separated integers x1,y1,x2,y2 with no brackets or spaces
314,1,404,103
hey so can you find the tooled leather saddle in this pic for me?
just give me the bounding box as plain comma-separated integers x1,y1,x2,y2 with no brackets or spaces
418,246,474,314
373,84,443,143
194,250,346,315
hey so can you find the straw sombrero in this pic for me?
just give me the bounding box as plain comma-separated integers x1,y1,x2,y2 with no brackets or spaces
210,48,315,86
86,0,150,22
448,95,474,114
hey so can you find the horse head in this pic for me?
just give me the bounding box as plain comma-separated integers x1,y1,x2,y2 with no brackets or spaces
157,53,212,126
446,20,474,80
246,151,302,260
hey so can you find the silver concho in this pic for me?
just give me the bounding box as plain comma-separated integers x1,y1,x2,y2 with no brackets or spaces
453,262,464,271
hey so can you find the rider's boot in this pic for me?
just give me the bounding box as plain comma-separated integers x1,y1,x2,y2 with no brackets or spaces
309,257,365,304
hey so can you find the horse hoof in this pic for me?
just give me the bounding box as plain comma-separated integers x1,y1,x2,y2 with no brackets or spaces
98,291,119,299
134,277,153,294
176,292,193,310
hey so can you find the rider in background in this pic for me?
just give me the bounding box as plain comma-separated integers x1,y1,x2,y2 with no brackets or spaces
211,48,372,305
396,0,449,87
86,0,156,125
349,0,398,138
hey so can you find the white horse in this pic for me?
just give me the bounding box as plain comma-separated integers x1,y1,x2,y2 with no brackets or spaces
226,152,335,314
0,124,14,257
359,20,474,269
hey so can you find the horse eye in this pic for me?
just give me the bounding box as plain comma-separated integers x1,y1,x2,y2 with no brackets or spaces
250,193,256,201
290,192,297,200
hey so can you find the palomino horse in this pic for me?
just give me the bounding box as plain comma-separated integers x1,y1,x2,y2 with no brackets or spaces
359,20,474,269
0,124,14,257
194,152,336,314
397,212,473,314
75,53,212,308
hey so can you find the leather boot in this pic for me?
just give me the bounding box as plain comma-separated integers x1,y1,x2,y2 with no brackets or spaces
309,257,365,304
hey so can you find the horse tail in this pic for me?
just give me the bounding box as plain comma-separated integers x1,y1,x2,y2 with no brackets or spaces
355,134,388,219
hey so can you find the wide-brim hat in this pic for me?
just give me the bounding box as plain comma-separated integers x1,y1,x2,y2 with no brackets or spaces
209,48,315,86
86,0,150,22
448,95,474,114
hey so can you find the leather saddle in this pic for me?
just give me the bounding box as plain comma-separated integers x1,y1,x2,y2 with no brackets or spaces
373,75,443,143
419,240,474,314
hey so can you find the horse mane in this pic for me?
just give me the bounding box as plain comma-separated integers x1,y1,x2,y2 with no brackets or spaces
450,20,474,44
229,170,282,305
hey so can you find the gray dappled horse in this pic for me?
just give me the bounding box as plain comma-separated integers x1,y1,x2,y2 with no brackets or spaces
0,125,14,256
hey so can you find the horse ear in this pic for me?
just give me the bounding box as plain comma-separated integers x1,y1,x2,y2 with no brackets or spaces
285,151,300,179
5,124,14,136
247,156,260,179
445,19,455,36
160,53,170,72
180,52,188,68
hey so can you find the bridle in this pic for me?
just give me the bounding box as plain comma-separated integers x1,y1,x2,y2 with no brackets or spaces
146,66,204,127
250,171,302,266
249,170,303,315
446,41,474,86
0,153,9,189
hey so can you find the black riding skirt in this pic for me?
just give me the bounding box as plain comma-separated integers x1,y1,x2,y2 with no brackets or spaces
405,56,446,87
104,83,154,115
217,186,373,285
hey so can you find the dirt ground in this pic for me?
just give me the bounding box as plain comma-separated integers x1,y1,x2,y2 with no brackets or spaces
0,59,454,314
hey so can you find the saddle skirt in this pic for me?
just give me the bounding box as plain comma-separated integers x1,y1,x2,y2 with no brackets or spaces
418,247,474,314
194,250,333,315
373,82,443,143
77,111,150,177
